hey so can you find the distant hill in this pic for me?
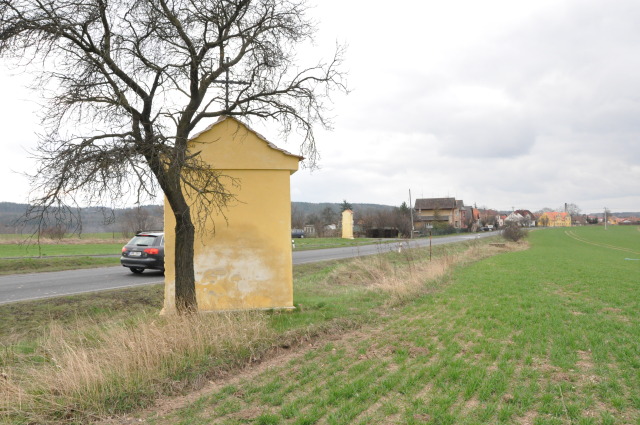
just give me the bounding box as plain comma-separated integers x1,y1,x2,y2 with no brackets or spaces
1,201,633,235
0,202,162,235
0,202,28,234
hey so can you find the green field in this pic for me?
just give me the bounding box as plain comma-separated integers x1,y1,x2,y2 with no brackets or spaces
0,242,124,258
149,226,640,425
2,226,640,424
0,235,125,274
0,232,127,258
0,232,126,241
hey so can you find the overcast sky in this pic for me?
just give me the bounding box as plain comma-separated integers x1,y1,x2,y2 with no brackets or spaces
1,0,639,214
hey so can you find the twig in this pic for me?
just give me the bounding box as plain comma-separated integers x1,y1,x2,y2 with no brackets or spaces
558,384,573,424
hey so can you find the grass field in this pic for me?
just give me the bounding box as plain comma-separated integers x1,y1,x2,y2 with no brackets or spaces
0,232,127,241
1,226,639,424
0,233,127,257
0,243,124,258
144,226,640,425
0,235,124,274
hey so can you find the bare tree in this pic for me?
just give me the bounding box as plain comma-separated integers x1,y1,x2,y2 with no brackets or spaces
394,202,412,237
320,206,337,226
538,215,550,227
120,205,161,237
0,0,346,313
564,203,581,216
291,203,306,230
305,213,323,237
478,208,498,226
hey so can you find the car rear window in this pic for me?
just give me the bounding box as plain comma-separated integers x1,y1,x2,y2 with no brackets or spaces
128,235,158,246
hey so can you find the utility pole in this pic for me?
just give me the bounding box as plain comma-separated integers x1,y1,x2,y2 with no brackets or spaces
604,207,608,230
409,189,414,239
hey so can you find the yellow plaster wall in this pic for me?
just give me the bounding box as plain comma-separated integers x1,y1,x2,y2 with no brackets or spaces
163,117,299,313
341,209,354,239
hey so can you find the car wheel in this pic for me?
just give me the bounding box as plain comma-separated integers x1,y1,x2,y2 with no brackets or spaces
129,267,144,274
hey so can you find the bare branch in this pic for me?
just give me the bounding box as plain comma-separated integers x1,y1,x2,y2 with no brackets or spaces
0,0,347,314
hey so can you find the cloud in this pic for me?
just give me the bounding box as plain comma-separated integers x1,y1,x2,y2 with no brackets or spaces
1,0,638,213
298,0,640,212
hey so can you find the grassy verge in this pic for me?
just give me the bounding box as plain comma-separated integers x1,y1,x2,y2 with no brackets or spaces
291,235,469,251
0,257,120,275
0,236,497,425
291,237,399,251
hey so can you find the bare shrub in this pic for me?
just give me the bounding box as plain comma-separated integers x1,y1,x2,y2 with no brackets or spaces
502,224,529,242
38,225,67,240
119,206,162,237
325,244,479,305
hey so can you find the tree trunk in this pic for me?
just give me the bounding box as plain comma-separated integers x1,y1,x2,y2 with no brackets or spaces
174,208,198,314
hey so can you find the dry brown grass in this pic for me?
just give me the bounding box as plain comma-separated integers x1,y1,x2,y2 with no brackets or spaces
326,241,525,305
1,311,273,424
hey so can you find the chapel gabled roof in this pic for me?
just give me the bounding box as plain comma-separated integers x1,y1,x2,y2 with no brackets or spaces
190,115,304,161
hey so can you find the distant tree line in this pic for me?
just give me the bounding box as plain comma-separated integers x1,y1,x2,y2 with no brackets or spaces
0,202,162,238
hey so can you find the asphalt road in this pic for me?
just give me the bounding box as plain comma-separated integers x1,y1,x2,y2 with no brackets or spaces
0,232,497,305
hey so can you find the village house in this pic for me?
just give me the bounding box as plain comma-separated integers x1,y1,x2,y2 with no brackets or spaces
617,216,640,225
537,211,571,227
303,224,316,236
505,211,524,225
572,215,588,226
515,210,535,226
414,197,465,230
506,210,535,227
